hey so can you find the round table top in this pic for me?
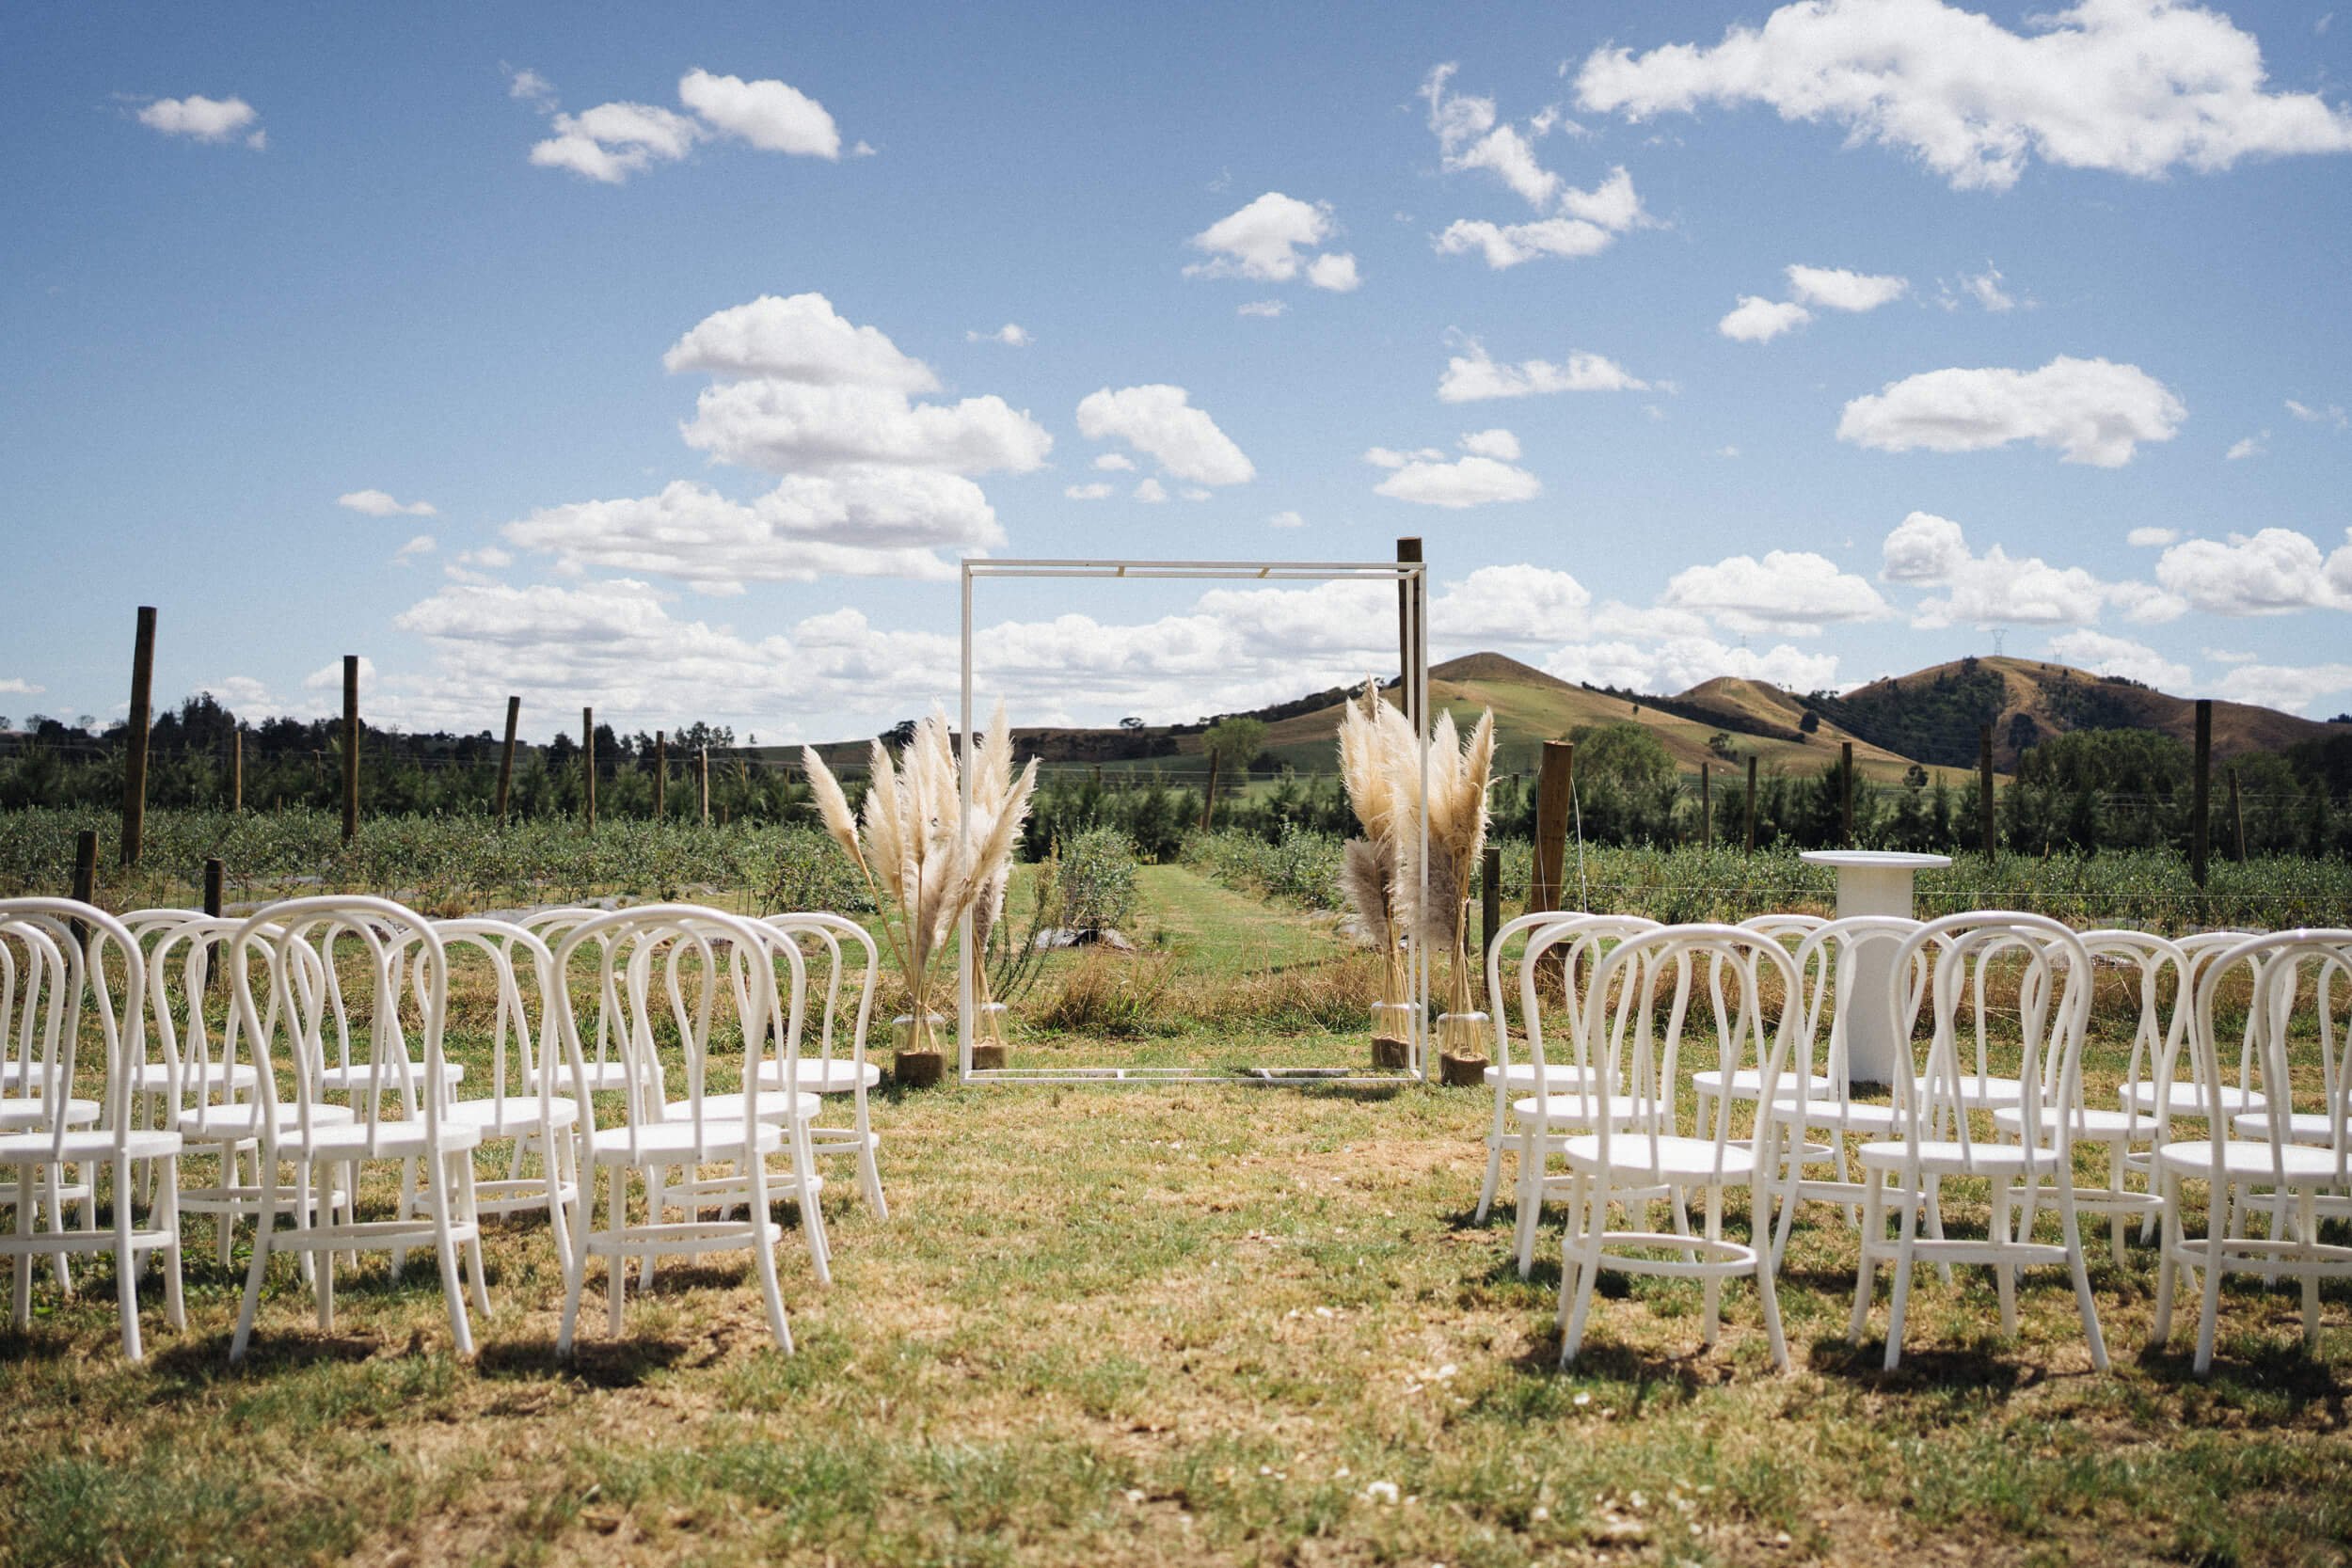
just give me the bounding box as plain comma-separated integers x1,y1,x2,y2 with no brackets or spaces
1800,849,1954,871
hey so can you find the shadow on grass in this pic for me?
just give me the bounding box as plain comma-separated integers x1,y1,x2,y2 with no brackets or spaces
144,1329,380,1386
477,1333,692,1388
1807,1335,2035,1395
2135,1337,2348,1414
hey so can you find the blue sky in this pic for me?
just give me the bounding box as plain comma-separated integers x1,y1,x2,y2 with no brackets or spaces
5,0,2351,740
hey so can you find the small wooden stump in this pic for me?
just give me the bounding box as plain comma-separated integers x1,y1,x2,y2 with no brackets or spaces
1371,1036,1412,1070
894,1050,946,1088
1438,1053,1488,1088
969,1043,1009,1071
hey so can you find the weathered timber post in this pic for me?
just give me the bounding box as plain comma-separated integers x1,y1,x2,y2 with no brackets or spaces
2191,699,2212,888
341,655,359,845
654,730,667,820
1699,763,1711,849
1979,724,1997,859
121,606,156,866
495,696,520,828
1841,740,1855,847
1529,740,1574,914
2229,765,2245,863
1744,755,1758,855
699,747,710,826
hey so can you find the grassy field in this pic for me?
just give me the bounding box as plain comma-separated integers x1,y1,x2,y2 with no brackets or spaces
3,869,2349,1567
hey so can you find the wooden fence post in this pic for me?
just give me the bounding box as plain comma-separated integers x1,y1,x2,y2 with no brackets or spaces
699,746,710,826
203,856,224,993
1744,754,1757,855
1699,763,1711,849
2229,765,2245,863
230,728,242,814
1840,740,1855,847
1979,724,1997,859
2191,699,2212,888
341,655,359,845
1481,843,1502,958
71,829,97,907
654,730,667,820
582,706,596,831
121,606,156,866
495,695,520,829
1529,740,1573,913
1199,750,1220,832
1395,536,1423,736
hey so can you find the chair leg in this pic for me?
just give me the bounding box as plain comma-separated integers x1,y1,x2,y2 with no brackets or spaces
1752,1182,1789,1373
1511,1130,1543,1278
558,1169,591,1357
2193,1228,2226,1376
642,1164,664,1287
747,1162,794,1356
309,1162,334,1333
1992,1182,2018,1338
2108,1146,2128,1268
1473,1121,1505,1227
2055,1180,2108,1373
606,1175,628,1337
113,1157,142,1364
1560,1173,1608,1368
423,1150,474,1358
793,1125,832,1288
159,1155,185,1333
1848,1176,1882,1344
1883,1183,1920,1371
459,1157,491,1317
230,1166,280,1365
1555,1172,1587,1332
2298,1189,2321,1351
2150,1172,2180,1349
1701,1185,1724,1349
12,1162,34,1332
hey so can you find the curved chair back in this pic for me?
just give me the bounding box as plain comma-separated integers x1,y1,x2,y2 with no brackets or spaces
0,900,148,1161
2192,930,2352,1191
433,919,559,1136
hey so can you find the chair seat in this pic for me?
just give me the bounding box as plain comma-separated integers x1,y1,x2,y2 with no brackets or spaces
1766,1095,1903,1132
1915,1074,2027,1109
2157,1139,2347,1185
131,1061,262,1094
1694,1068,1834,1101
1561,1133,1758,1183
0,1096,103,1132
1992,1104,2146,1141
1512,1093,1650,1128
317,1060,464,1093
1484,1061,1597,1093
2229,1110,2343,1145
275,1119,483,1158
592,1119,784,1165
179,1101,357,1140
0,1128,181,1162
446,1095,580,1132
537,1059,636,1094
695,1091,823,1125
1857,1139,2044,1178
2122,1082,2265,1119
755,1058,882,1094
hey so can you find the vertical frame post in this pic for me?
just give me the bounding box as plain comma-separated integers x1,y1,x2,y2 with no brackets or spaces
959,562,977,1082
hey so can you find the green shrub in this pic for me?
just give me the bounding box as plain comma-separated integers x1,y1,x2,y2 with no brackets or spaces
1057,827,1138,930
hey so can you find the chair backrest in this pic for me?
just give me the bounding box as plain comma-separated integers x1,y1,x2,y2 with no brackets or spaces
0,916,70,1099
145,913,246,1110
763,913,878,1082
0,899,147,1160
434,919,558,1133
2170,929,2263,1111
548,906,803,1166
1571,923,1802,1176
2072,928,2190,1138
2192,929,2352,1188
1783,914,1933,1111
1485,911,1661,1086
1893,911,2093,1164
515,907,632,1085
227,895,451,1155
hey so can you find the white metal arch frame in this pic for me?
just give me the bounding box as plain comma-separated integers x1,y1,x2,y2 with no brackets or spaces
958,558,1431,1086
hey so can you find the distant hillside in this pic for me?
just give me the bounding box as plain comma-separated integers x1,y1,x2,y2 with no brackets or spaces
1805,656,2333,771
798,650,2335,784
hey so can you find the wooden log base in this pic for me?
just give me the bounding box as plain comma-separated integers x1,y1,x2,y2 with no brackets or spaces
1371,1036,1413,1070
893,1050,946,1089
1438,1053,1489,1088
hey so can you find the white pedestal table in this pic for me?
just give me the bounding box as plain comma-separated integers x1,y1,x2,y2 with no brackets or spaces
1798,850,1953,1086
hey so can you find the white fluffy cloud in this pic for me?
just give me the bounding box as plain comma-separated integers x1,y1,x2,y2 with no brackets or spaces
1437,337,1648,402
338,488,437,518
2043,629,2191,689
2286,398,2348,428
2127,527,2179,547
0,677,46,697
1365,431,1541,509
1785,264,1908,311
1064,483,1112,501
505,475,1002,592
2153,528,2352,615
2216,662,2352,714
1544,637,1840,695
1881,511,2182,626
1573,0,2352,191
662,293,937,390
2225,432,2267,461
1719,296,1810,343
1237,299,1286,319
1267,511,1306,530
529,69,850,182
1661,550,1890,636
1424,66,1650,270
1075,385,1255,485
1133,478,1169,504
500,294,1042,591
1836,356,2185,467
531,101,705,183
966,324,1032,347
677,68,841,158
135,94,262,148
1186,193,1359,291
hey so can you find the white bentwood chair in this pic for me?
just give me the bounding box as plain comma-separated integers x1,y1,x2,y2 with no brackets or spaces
226,896,487,1363
548,906,812,1355
2151,930,2352,1374
1847,912,2108,1371
760,913,887,1220
0,899,184,1360
1550,923,1801,1371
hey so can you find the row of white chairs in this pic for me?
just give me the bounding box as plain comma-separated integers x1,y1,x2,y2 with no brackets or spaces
1475,911,2352,1375
0,896,888,1363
